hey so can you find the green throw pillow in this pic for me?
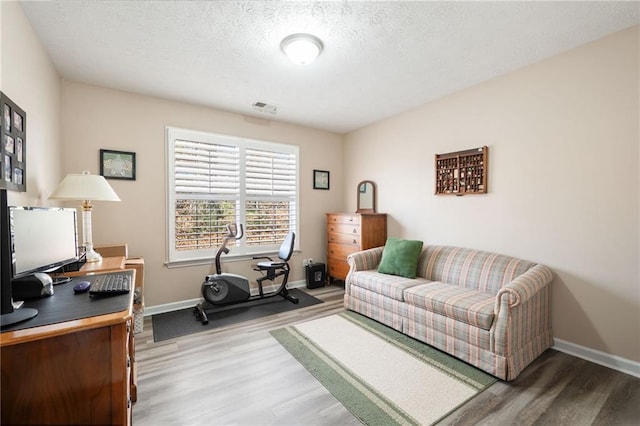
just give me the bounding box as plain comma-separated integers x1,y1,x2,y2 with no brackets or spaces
377,238,424,279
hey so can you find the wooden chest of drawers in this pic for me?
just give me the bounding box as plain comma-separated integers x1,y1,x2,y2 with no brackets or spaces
326,213,387,282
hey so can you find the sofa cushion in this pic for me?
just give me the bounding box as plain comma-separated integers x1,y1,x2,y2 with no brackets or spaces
377,238,424,279
349,270,429,301
404,282,496,330
417,246,535,294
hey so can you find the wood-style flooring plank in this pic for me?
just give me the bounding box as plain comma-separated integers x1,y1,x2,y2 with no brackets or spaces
133,286,640,426
133,286,361,426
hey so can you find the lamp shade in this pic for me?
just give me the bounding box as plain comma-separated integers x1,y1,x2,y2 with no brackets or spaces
49,171,120,202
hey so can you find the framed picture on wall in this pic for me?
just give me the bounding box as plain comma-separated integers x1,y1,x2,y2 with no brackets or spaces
12,111,23,132
4,135,14,154
313,169,330,190
100,149,136,180
16,138,23,162
3,105,10,131
0,91,27,192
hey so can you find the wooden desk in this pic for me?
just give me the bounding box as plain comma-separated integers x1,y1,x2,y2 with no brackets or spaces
1,271,136,425
63,256,126,277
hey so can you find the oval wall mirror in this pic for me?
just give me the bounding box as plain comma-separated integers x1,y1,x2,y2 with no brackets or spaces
356,180,376,213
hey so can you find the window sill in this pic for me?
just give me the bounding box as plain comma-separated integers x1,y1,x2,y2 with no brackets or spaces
165,249,300,269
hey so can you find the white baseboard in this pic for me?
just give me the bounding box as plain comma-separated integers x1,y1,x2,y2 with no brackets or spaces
143,279,306,317
552,338,640,379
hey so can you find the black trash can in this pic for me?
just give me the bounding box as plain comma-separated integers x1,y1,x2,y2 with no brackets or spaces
305,263,326,289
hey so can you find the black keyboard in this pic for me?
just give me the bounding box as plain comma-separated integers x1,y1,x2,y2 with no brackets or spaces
89,273,131,296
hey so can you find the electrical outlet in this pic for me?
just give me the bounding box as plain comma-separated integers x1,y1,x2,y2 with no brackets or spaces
302,258,309,267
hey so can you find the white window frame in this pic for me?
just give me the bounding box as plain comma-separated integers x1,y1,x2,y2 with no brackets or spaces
166,126,299,266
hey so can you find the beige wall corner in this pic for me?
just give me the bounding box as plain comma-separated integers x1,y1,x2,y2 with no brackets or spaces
1,1,62,207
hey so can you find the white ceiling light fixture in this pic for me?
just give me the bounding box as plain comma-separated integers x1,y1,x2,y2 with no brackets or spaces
281,33,323,65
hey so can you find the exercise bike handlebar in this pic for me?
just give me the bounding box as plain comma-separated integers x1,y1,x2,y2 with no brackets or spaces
226,223,244,240
215,223,244,274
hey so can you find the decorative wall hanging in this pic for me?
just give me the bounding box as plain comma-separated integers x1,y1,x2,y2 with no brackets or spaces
100,149,136,180
313,169,329,190
435,146,488,195
0,92,26,192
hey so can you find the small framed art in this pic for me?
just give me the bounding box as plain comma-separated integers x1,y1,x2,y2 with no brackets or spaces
100,149,136,180
313,169,330,190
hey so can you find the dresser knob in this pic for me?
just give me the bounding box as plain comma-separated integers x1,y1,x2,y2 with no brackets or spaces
353,239,357,244
352,229,357,233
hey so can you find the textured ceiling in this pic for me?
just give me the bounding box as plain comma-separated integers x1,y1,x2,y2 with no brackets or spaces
19,1,640,134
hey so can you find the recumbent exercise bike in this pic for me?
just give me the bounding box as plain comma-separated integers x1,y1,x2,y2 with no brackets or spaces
193,224,298,325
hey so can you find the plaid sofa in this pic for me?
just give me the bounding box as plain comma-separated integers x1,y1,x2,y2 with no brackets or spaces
344,245,554,380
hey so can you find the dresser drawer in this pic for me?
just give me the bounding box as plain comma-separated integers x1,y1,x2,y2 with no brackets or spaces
327,223,361,236
328,242,362,260
327,259,350,281
327,213,360,225
327,232,360,245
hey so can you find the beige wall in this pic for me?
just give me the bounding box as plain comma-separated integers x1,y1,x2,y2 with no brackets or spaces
344,26,639,362
61,82,343,306
1,1,62,207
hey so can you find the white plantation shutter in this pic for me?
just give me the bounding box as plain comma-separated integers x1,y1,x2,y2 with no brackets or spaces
245,148,297,245
245,148,296,198
174,140,239,196
167,127,298,264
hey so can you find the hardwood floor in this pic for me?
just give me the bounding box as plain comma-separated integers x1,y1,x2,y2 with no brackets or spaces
133,286,639,425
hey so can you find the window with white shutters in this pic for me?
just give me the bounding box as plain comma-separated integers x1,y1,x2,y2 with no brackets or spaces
166,127,299,264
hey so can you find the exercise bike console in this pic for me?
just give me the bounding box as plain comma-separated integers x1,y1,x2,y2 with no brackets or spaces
194,224,298,325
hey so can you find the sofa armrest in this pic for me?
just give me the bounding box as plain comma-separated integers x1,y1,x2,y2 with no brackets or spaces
494,264,554,310
345,246,384,294
347,246,384,272
492,264,554,370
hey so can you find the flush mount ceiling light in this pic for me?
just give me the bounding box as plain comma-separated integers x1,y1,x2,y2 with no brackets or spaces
280,33,323,65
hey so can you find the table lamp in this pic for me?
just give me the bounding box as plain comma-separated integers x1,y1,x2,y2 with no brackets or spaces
49,171,121,262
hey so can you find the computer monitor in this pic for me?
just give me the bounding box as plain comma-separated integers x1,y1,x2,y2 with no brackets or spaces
1,192,79,327
9,206,79,279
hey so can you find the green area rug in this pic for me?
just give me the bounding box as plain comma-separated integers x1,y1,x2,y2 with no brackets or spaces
271,311,496,425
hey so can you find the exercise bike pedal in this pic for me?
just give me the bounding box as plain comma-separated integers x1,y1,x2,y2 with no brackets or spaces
281,291,299,304
193,304,209,325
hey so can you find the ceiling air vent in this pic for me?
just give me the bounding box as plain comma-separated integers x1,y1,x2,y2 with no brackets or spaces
252,101,277,115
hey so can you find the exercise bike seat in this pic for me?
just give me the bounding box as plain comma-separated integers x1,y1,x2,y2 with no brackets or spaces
256,260,285,269
253,231,295,271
